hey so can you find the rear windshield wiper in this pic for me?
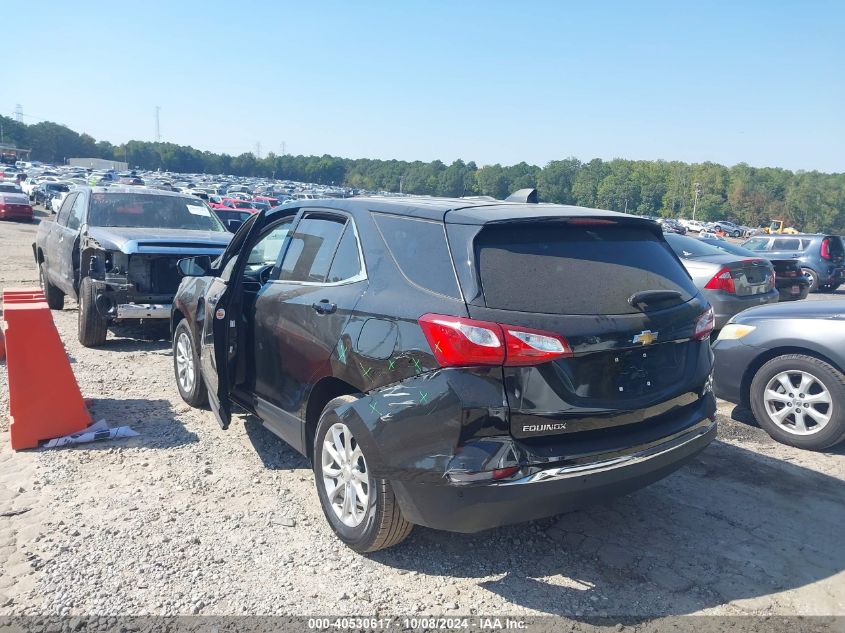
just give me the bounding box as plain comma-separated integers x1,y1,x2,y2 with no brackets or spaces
628,290,683,310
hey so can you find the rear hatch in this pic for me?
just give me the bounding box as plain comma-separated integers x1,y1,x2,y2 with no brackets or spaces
451,218,712,439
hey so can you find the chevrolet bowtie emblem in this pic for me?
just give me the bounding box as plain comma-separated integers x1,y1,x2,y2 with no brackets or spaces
632,330,658,346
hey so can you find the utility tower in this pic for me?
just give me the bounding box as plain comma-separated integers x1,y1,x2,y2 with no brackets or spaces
14,104,23,123
155,106,161,142
255,141,262,159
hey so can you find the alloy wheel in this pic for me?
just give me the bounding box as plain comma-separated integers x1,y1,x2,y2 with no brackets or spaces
321,422,369,527
763,370,832,435
175,331,196,393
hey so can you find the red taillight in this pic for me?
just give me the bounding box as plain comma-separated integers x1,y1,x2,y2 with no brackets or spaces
418,314,572,368
704,267,736,294
501,325,572,366
693,306,715,340
418,314,504,367
821,238,831,260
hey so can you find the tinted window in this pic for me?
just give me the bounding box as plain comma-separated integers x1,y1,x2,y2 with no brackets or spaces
88,193,226,231
373,214,460,298
279,216,346,283
771,238,801,250
665,233,729,258
477,223,697,315
66,194,87,231
326,224,362,283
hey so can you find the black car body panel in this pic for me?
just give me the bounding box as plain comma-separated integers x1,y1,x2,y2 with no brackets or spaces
172,197,717,533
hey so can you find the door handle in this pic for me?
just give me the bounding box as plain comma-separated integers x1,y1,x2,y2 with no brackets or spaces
312,300,337,315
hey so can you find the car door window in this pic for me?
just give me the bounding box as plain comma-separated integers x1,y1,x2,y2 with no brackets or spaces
244,217,295,272
56,193,77,226
772,238,800,250
66,194,87,231
278,216,346,283
326,223,363,283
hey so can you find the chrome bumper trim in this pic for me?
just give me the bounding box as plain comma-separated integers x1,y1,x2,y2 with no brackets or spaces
500,419,716,486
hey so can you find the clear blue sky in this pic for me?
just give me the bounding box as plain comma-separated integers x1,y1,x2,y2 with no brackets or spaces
3,0,843,172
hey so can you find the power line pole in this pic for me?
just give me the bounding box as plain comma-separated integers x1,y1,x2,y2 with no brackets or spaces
255,141,261,159
692,182,702,221
155,106,161,142
280,141,286,155
14,104,23,123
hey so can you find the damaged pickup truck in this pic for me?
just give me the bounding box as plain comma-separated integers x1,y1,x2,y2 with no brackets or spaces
33,186,231,347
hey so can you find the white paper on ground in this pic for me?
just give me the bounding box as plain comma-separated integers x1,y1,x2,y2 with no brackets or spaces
43,420,139,448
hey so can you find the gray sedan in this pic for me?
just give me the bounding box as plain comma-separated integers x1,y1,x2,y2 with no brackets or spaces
712,301,845,450
664,233,779,329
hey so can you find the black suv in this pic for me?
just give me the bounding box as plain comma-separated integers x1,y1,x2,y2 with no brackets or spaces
171,197,717,552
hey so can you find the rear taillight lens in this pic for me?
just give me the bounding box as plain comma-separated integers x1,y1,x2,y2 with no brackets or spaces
418,314,572,368
501,326,573,366
821,238,831,260
418,314,504,367
704,267,736,294
693,306,715,340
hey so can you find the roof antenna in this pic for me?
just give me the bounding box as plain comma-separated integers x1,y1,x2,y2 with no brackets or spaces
505,188,538,203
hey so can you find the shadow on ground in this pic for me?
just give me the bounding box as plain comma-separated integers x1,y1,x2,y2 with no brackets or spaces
367,440,845,616
56,397,200,450
242,414,310,470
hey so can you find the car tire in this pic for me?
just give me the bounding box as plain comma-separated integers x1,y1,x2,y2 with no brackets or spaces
313,395,413,553
173,319,208,407
750,354,845,450
77,276,108,347
38,262,64,310
801,268,819,292
732,230,741,238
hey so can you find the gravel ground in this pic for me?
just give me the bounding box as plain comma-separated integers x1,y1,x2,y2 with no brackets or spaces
0,211,843,619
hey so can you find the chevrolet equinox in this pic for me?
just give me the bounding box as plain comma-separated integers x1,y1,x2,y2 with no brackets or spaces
170,196,717,552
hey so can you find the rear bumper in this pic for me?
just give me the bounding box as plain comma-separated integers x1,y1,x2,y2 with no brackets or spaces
817,266,844,286
116,303,171,319
705,289,779,330
391,415,716,533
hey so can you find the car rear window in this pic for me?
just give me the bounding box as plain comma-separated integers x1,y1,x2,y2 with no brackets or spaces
475,223,697,315
373,213,461,298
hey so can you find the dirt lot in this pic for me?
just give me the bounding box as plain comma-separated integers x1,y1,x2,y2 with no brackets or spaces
0,212,843,619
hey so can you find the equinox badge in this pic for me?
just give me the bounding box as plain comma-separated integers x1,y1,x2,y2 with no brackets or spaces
632,330,658,346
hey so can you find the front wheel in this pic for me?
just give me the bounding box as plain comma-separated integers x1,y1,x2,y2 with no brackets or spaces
173,319,208,407
77,277,108,347
750,354,845,450
313,395,413,553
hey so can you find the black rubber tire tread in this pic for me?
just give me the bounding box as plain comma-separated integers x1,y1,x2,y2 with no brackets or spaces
750,354,845,450
802,268,819,293
173,319,208,408
39,262,64,310
77,277,108,347
313,395,413,553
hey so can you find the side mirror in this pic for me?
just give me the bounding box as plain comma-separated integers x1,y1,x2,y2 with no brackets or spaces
225,219,244,233
177,255,212,277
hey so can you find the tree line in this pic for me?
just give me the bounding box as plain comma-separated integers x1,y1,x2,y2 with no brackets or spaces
2,115,844,232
